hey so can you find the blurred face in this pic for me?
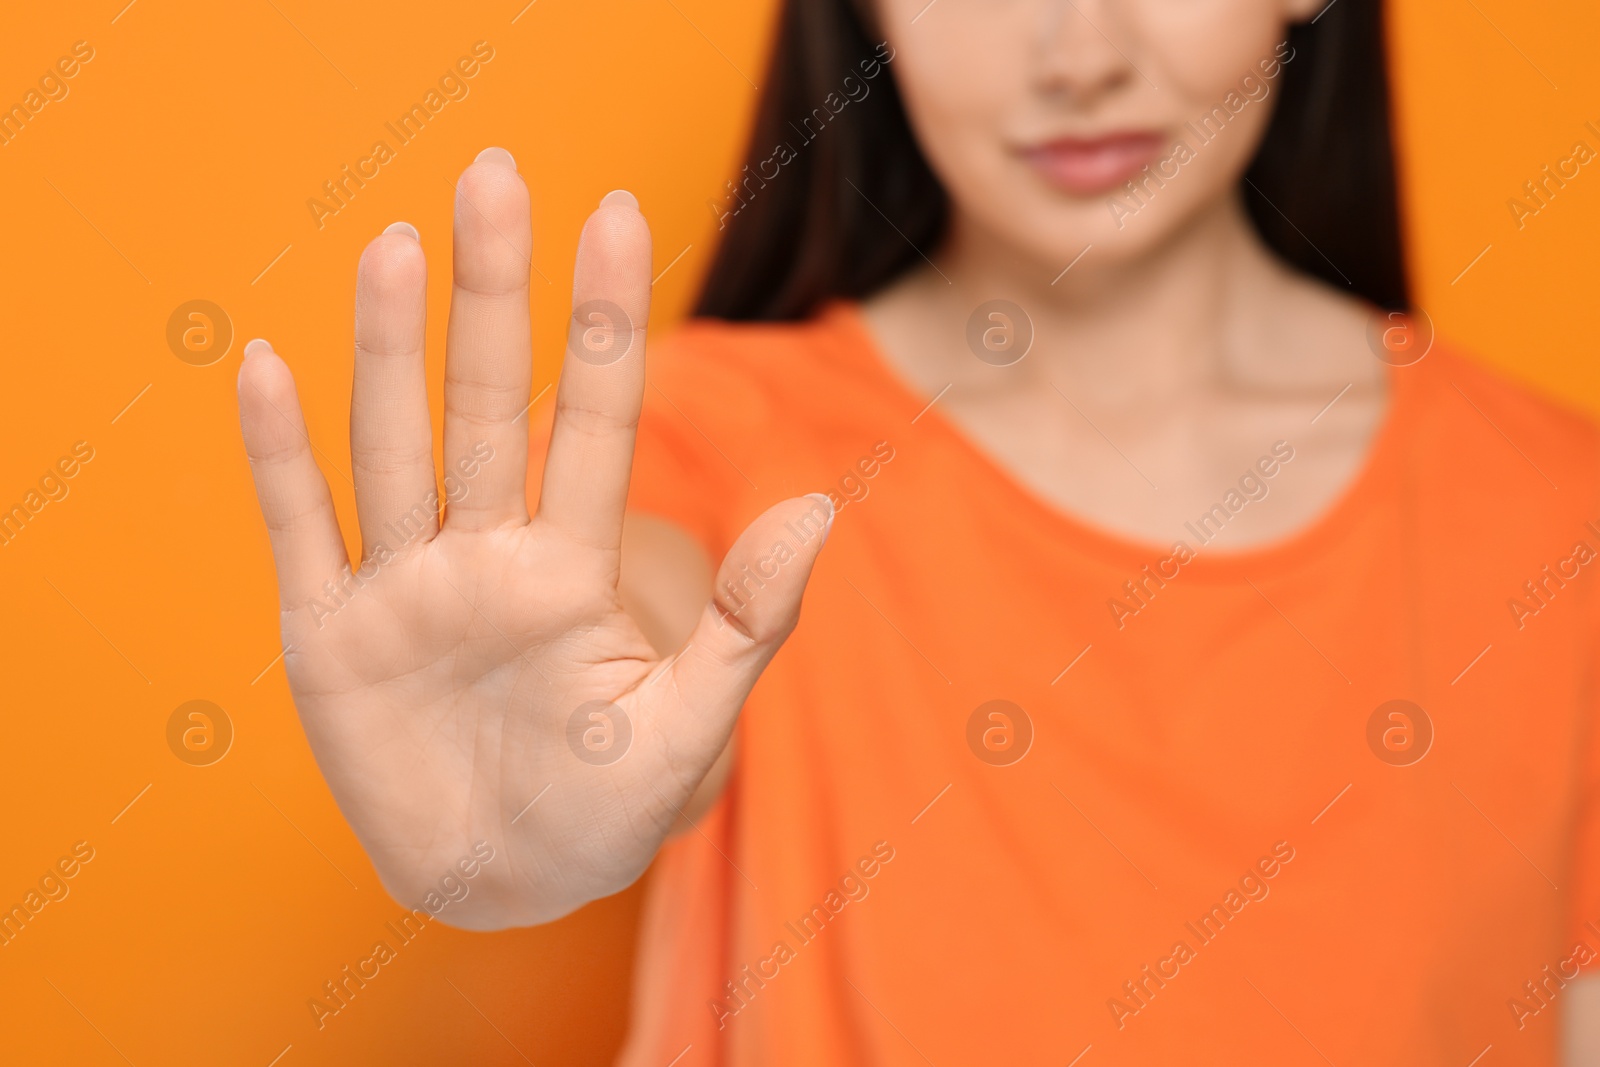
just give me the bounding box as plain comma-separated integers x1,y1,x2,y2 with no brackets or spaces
875,0,1321,269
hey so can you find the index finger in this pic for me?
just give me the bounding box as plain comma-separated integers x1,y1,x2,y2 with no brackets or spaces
534,190,652,557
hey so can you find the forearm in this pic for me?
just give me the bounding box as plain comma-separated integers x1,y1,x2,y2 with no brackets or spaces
1565,976,1600,1064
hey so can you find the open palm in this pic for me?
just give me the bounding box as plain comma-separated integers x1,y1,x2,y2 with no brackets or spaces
237,148,830,926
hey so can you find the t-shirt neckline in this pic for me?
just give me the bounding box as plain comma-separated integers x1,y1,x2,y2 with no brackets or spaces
822,299,1418,581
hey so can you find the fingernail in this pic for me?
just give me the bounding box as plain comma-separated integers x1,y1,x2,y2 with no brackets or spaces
243,338,274,359
805,492,836,545
383,221,419,240
600,189,639,211
475,146,517,170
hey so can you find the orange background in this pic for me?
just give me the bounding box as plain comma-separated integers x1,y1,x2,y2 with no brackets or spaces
0,1,1595,1064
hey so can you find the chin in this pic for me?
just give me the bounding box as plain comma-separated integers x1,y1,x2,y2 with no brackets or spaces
953,157,1224,282
970,198,1188,281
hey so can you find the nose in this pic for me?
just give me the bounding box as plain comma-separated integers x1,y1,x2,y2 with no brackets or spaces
1032,0,1141,105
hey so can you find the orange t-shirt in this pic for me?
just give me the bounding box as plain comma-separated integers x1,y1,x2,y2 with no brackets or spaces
611,303,1600,1066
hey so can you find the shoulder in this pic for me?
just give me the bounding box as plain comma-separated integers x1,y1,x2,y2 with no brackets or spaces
654,309,853,364
643,302,903,440
1407,341,1600,511
1414,343,1600,464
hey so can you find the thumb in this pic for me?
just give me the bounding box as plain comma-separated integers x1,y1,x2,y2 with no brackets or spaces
666,492,834,720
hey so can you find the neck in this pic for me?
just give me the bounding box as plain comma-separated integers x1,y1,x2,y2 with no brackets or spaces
922,192,1313,406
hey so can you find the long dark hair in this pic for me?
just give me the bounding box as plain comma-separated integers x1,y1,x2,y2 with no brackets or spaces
695,0,1409,319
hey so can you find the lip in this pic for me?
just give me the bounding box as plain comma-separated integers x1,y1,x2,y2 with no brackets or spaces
1020,131,1169,196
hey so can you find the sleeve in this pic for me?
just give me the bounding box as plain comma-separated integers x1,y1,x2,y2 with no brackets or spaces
1569,648,1600,959
1565,443,1600,958
616,791,738,1067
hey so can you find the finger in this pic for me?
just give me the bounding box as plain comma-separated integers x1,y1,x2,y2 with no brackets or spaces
352,222,437,558
664,494,833,745
443,147,533,530
535,189,651,555
238,341,350,611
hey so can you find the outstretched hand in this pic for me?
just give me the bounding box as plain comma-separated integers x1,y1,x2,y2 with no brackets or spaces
237,147,832,926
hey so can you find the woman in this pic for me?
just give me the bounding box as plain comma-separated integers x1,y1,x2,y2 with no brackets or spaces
236,0,1600,1062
